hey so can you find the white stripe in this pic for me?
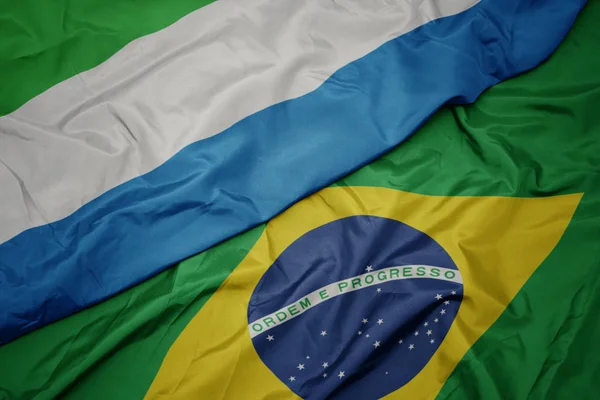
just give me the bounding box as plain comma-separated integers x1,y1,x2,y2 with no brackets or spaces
0,0,479,244
248,265,462,338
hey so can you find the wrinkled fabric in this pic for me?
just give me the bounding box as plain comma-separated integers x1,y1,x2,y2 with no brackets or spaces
0,0,586,345
0,0,479,245
143,189,577,399
0,0,217,116
0,1,598,398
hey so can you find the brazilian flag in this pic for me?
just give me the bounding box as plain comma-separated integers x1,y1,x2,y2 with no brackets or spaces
1,2,599,400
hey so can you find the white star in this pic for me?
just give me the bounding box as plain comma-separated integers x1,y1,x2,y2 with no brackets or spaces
440,309,446,315
323,373,327,378
366,334,370,338
430,339,435,344
266,335,274,342
414,330,419,336
322,362,329,368
424,322,429,327
373,341,381,348
385,372,389,375
357,330,363,335
398,339,403,344
377,319,384,325
366,266,374,272
444,300,450,305
306,356,310,359
320,330,327,336
362,318,368,324
435,294,443,300
297,364,305,370
408,344,415,350
451,290,457,295
426,330,432,336
289,376,296,382
377,288,382,293
338,371,345,379
434,318,439,323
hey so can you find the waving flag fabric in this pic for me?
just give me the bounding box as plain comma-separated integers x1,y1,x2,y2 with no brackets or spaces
1,1,599,398
0,0,588,344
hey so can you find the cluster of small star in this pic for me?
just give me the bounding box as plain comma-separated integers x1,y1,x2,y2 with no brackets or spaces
266,286,457,384
287,355,346,381
396,291,455,349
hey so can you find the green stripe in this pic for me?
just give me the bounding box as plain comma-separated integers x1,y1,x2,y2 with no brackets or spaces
0,2,599,400
0,0,216,116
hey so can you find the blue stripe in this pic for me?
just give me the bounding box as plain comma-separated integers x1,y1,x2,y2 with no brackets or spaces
0,0,586,344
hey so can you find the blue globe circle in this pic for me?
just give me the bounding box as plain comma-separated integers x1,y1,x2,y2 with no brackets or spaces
248,216,463,399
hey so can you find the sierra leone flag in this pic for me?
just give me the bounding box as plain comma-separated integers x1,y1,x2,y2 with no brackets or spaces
0,0,599,399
